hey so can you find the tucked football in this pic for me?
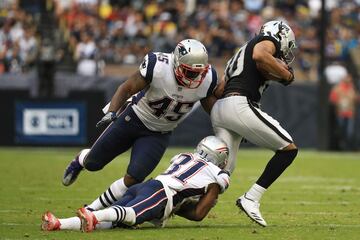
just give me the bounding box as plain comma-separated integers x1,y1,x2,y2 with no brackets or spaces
257,58,288,81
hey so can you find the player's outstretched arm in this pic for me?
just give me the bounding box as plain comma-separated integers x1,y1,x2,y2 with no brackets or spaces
108,71,148,112
175,183,220,221
96,71,148,127
253,40,294,85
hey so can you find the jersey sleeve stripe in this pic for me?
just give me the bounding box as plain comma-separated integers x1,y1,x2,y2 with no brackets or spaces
145,52,157,83
206,67,218,97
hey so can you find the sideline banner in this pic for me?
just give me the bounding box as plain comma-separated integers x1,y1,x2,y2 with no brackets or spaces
15,101,86,144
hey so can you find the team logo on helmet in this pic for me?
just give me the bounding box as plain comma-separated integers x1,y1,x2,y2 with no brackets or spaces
177,44,189,56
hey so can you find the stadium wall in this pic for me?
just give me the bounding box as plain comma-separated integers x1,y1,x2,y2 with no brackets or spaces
0,73,359,149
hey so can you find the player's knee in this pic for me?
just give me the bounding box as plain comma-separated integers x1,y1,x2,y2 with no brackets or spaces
83,156,104,171
124,174,141,187
283,143,297,150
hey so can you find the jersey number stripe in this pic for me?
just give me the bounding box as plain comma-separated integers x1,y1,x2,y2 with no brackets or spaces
164,154,207,184
148,97,194,121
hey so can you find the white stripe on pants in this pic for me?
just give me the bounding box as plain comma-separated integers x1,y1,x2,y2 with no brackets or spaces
211,96,293,173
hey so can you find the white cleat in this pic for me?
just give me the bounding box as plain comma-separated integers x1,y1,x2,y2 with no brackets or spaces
236,194,267,227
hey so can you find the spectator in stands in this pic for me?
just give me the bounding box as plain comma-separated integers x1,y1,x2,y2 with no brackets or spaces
7,0,357,82
4,40,22,73
329,72,360,150
19,26,37,71
74,31,100,76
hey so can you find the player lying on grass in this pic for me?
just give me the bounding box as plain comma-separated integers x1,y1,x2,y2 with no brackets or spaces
42,136,230,232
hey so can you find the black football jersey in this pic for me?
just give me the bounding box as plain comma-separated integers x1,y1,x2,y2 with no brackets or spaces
223,35,281,102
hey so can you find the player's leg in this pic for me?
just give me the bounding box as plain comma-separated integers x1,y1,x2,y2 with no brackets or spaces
126,131,171,185
230,102,298,226
212,126,242,174
86,178,128,210
85,132,170,211
80,180,167,231
41,211,113,231
235,103,298,189
62,106,140,186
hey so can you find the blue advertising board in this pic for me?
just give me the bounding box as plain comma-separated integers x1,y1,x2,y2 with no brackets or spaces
15,101,87,144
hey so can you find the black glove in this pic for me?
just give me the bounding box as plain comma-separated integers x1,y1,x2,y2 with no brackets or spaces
96,111,116,128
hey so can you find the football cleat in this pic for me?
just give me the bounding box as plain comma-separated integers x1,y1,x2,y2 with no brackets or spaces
236,194,267,227
41,211,60,231
77,207,98,233
62,156,83,186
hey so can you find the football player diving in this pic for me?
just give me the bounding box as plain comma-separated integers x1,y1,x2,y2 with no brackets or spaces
42,136,230,232
61,39,223,214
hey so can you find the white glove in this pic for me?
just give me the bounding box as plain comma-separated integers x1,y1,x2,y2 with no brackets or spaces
96,111,116,128
216,170,230,194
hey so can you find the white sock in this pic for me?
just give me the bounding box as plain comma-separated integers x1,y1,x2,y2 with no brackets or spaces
246,183,266,202
96,222,113,229
59,217,81,230
78,149,90,167
93,206,136,225
87,178,128,210
93,208,118,222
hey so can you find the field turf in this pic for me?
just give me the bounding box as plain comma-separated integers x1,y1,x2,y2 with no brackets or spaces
0,147,359,240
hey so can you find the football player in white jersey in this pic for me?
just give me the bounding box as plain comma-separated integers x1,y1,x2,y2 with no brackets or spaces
42,136,230,232
211,21,298,227
61,39,221,212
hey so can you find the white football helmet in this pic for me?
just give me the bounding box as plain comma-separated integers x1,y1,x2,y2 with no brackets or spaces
195,136,229,169
260,20,296,64
173,39,209,88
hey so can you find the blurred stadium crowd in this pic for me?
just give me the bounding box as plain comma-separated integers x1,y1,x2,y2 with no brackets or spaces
0,0,359,81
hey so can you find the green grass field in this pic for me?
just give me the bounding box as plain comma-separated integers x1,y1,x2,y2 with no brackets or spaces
0,147,359,240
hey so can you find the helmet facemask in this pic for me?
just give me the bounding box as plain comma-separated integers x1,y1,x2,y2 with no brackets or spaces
173,40,209,89
278,22,297,64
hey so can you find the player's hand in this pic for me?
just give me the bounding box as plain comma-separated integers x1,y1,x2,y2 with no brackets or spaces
280,66,294,86
96,111,116,128
216,170,230,193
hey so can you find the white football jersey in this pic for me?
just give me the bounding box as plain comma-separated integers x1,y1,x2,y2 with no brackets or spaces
155,152,230,207
132,52,218,132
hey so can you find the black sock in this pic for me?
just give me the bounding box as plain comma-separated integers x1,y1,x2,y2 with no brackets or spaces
256,149,298,189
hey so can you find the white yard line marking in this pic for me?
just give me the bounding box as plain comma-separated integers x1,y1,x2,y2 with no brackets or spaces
37,197,89,201
219,200,356,205
271,211,357,215
300,185,360,191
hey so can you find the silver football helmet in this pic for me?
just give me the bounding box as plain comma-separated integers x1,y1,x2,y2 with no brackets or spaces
260,20,296,64
195,136,229,169
173,39,209,88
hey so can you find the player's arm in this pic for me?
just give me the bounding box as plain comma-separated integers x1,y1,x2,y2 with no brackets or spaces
253,40,294,85
96,71,148,127
200,72,226,114
108,71,148,112
175,183,220,221
200,95,217,114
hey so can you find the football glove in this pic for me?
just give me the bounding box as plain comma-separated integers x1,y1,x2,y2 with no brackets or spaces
96,111,116,128
216,170,230,194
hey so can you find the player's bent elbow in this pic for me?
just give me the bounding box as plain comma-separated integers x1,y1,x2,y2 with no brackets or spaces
192,213,206,221
194,206,212,221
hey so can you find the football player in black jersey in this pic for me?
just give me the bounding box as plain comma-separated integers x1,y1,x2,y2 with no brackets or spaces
211,20,298,227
